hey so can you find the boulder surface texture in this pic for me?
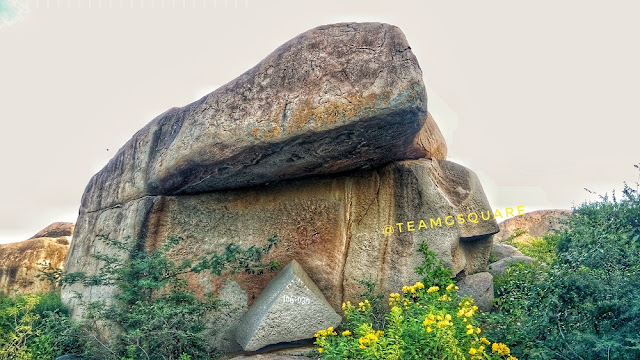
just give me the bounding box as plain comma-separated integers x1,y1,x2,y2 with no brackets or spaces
494,209,571,243
0,222,73,294
235,260,341,352
457,272,494,312
62,22,497,353
78,22,435,214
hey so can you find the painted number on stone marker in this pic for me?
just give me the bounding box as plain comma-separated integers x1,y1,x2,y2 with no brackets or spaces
283,295,311,305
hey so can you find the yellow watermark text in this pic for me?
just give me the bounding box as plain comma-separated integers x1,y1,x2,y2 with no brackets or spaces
382,206,525,236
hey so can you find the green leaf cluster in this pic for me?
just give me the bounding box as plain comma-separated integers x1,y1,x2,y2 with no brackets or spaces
484,182,640,359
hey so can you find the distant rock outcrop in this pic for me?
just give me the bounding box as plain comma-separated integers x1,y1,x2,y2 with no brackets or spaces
0,222,74,294
62,22,498,355
493,209,571,243
30,222,74,240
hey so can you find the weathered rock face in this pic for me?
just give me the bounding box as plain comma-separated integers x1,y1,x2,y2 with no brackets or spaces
457,272,494,312
0,223,73,294
236,260,341,352
64,159,497,318
493,209,571,243
62,22,497,354
409,112,447,160
488,256,535,276
491,243,523,261
79,22,438,215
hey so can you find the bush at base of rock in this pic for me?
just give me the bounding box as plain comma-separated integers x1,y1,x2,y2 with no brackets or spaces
0,292,85,360
313,244,518,360
483,181,640,360
57,235,281,360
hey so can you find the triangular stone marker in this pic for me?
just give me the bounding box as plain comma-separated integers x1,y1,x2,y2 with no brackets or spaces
235,260,342,351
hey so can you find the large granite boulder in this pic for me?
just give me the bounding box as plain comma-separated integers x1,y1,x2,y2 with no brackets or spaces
0,223,73,294
62,22,496,354
64,158,498,351
494,209,571,243
79,22,440,214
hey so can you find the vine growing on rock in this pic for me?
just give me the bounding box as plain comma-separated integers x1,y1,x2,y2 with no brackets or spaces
49,234,281,360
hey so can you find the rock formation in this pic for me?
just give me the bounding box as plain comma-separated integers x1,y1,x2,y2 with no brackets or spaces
488,256,535,276
491,243,524,261
0,222,73,294
457,272,494,312
30,222,74,241
493,209,571,243
62,22,499,354
236,260,341,351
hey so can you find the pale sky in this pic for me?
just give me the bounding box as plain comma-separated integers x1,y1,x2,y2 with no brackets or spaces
1,0,638,243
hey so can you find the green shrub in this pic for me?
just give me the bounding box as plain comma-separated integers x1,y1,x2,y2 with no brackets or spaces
507,233,561,265
0,292,85,360
314,243,518,360
484,182,640,359
60,234,281,360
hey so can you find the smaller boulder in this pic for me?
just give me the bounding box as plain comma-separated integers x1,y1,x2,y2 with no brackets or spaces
491,244,524,261
488,256,535,276
235,260,342,352
457,272,494,312
30,222,75,239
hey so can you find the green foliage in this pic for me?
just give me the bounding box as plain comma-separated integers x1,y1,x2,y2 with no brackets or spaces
353,279,388,331
415,242,455,289
314,244,517,360
484,181,640,359
59,234,281,360
507,233,561,265
505,228,528,242
0,292,85,360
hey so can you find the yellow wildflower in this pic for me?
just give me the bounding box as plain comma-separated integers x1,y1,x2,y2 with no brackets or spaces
414,281,425,289
318,348,324,353
427,286,440,293
342,301,352,313
469,348,477,355
342,330,352,336
358,331,381,348
480,337,490,345
389,293,401,305
492,343,511,356
423,314,436,326
466,324,474,335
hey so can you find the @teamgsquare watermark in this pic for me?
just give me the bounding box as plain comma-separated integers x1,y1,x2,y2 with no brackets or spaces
382,205,525,236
